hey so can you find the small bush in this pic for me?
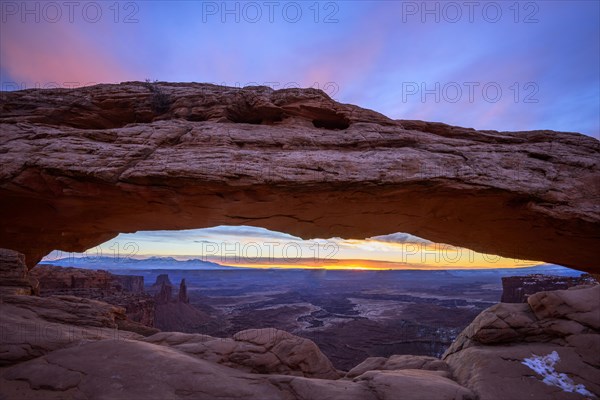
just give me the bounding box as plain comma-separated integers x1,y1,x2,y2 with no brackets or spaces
144,79,171,114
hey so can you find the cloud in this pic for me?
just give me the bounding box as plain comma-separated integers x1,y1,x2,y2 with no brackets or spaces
368,233,433,245
2,2,597,136
1,19,131,87
122,226,302,243
193,226,302,241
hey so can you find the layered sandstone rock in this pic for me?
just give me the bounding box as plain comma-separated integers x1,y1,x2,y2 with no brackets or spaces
443,285,600,399
501,274,598,303
146,273,210,331
0,83,598,272
528,285,600,329
29,264,156,327
0,248,36,295
152,273,173,288
114,274,145,293
30,265,116,290
444,285,600,354
351,369,475,400
0,294,144,366
0,292,476,399
155,281,173,305
346,354,450,378
179,278,189,303
0,339,476,400
143,329,341,379
1,286,597,399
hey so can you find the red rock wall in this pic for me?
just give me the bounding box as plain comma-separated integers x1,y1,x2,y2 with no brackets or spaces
1,83,598,272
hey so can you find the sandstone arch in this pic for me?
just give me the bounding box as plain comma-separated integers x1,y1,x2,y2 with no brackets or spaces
0,82,598,271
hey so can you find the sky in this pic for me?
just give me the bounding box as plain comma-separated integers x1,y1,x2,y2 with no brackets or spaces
43,226,544,270
3,1,599,270
1,1,599,137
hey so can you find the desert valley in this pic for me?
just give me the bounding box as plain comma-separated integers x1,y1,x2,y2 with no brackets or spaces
34,259,594,371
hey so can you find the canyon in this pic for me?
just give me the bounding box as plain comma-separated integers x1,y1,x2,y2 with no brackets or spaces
1,248,598,399
30,264,155,327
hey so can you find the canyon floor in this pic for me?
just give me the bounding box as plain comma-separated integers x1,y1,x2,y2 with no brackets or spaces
109,266,580,370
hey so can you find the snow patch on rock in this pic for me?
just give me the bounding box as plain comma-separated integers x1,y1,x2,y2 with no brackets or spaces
522,351,596,397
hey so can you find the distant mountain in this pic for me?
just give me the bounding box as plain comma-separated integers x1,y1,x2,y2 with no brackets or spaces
37,257,584,276
39,256,235,270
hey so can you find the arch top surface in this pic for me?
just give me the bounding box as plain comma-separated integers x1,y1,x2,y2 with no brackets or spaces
0,82,598,271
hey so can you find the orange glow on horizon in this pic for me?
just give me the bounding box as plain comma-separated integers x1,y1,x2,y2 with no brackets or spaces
218,258,544,271
43,227,549,271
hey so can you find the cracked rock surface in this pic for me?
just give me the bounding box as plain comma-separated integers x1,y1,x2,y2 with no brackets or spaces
1,82,599,271
1,339,476,400
142,329,342,379
443,285,600,400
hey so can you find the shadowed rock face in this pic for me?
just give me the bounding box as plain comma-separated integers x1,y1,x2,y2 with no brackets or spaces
1,82,599,271
443,285,600,400
29,264,156,327
0,248,35,295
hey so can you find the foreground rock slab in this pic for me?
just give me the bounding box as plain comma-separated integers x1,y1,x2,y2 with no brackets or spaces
1,83,599,271
444,285,600,399
143,329,341,379
0,294,149,366
446,343,599,400
346,354,450,378
1,285,597,399
1,339,476,400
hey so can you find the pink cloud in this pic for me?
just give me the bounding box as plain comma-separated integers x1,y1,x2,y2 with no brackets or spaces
1,21,131,87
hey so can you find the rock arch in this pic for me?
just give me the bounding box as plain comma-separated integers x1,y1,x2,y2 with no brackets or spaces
0,83,598,271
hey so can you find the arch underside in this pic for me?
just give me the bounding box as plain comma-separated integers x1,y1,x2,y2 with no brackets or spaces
0,83,598,271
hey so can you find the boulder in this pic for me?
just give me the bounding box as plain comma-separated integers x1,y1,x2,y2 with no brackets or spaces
528,285,600,330
444,286,600,357
144,328,341,379
353,369,476,400
346,354,450,378
443,286,600,399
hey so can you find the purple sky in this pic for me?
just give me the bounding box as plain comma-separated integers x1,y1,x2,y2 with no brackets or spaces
1,1,599,137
